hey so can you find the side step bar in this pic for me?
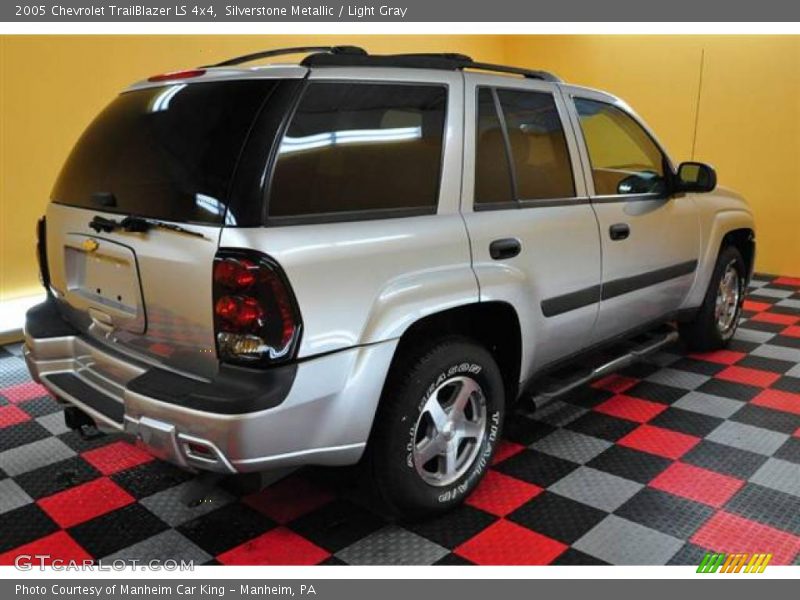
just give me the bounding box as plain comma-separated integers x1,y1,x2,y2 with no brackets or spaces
530,326,679,408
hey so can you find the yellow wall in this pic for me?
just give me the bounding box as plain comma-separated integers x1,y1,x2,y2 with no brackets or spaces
507,35,800,277
1,35,798,303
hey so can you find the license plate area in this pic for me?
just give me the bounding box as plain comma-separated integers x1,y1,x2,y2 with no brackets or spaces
63,234,145,333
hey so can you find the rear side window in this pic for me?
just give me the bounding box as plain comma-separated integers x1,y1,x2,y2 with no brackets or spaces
475,88,514,206
474,87,575,207
574,98,667,196
268,82,447,220
52,81,277,225
497,89,575,200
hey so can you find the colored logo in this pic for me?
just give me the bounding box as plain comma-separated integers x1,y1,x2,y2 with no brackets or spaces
697,552,772,573
81,239,99,253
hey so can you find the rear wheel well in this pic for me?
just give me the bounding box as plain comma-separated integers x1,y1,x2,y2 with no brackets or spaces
721,228,755,279
390,302,522,403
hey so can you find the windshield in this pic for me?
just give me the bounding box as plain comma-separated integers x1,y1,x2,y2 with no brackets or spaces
51,80,278,225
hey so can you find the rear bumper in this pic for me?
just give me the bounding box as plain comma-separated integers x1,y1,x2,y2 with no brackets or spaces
23,299,397,473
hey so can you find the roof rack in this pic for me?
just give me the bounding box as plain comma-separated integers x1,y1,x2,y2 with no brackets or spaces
301,51,562,82
204,46,561,83
203,45,367,68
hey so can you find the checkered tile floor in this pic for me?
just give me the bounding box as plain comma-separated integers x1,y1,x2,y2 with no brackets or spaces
2,274,800,566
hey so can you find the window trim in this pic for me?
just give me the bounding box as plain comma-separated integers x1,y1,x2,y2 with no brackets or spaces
572,96,675,202
262,78,449,226
473,85,578,212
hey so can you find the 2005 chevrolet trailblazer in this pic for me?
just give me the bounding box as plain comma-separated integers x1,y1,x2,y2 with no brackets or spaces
24,47,755,517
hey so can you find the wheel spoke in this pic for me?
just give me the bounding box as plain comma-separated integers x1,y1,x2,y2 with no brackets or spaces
443,442,458,476
423,395,448,433
415,436,442,467
451,378,480,416
459,419,483,440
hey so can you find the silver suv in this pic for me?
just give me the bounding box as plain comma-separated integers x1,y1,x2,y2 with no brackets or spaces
24,47,755,517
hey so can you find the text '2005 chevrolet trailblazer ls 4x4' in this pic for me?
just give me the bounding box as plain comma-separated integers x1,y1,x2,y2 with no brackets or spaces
24,47,755,517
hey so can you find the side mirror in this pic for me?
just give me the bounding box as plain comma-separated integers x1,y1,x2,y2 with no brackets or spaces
676,161,717,193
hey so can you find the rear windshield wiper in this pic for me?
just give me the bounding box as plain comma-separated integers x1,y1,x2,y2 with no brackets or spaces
89,215,206,239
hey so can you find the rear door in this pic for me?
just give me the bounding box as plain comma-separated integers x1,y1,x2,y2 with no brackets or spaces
45,74,298,378
461,74,602,379
561,87,701,344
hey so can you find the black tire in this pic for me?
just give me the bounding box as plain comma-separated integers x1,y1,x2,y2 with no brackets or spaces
366,337,505,519
679,245,746,351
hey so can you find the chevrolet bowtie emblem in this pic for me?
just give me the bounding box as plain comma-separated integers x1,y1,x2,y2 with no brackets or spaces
82,239,99,252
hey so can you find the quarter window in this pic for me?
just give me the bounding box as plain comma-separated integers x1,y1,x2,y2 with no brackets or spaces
475,88,514,205
574,98,668,196
269,82,447,219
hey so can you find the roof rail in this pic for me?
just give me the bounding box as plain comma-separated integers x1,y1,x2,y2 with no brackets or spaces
301,51,562,82
203,46,561,82
203,45,367,68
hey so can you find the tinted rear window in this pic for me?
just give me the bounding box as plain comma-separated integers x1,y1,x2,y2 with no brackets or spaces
51,80,276,225
268,82,447,220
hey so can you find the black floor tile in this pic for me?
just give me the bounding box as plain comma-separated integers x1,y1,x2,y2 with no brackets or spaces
177,502,276,557
774,438,800,465
69,504,169,558
0,421,51,452
667,542,711,566
648,407,724,438
111,459,195,499
551,547,609,565
615,488,714,539
15,456,101,500
669,358,726,376
625,381,688,405
288,499,386,553
730,404,800,435
736,355,797,374
682,440,769,480
566,412,639,442
771,376,800,394
501,414,557,446
404,504,497,549
725,483,800,537
587,445,672,484
697,379,762,402
493,449,579,488
433,553,474,565
507,491,607,545
17,396,63,418
0,504,59,553
769,335,800,350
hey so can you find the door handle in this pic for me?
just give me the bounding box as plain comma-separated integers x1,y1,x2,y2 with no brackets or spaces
489,238,521,260
609,223,630,241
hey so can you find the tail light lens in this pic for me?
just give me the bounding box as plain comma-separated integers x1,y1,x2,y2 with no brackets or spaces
212,250,302,366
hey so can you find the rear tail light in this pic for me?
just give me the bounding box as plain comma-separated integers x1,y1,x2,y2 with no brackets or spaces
212,250,302,366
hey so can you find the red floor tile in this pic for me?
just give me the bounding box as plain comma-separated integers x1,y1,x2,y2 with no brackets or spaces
1,381,49,403
752,389,800,416
0,404,31,428
456,519,567,565
650,462,744,507
717,366,781,388
82,440,155,475
773,276,800,288
217,527,330,565
618,424,700,460
466,470,542,517
691,511,800,565
243,474,335,524
0,531,92,566
794,427,800,438
491,440,526,465
594,394,667,423
750,312,800,326
38,477,134,528
743,300,772,313
591,374,639,394
782,326,800,339
689,350,747,365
